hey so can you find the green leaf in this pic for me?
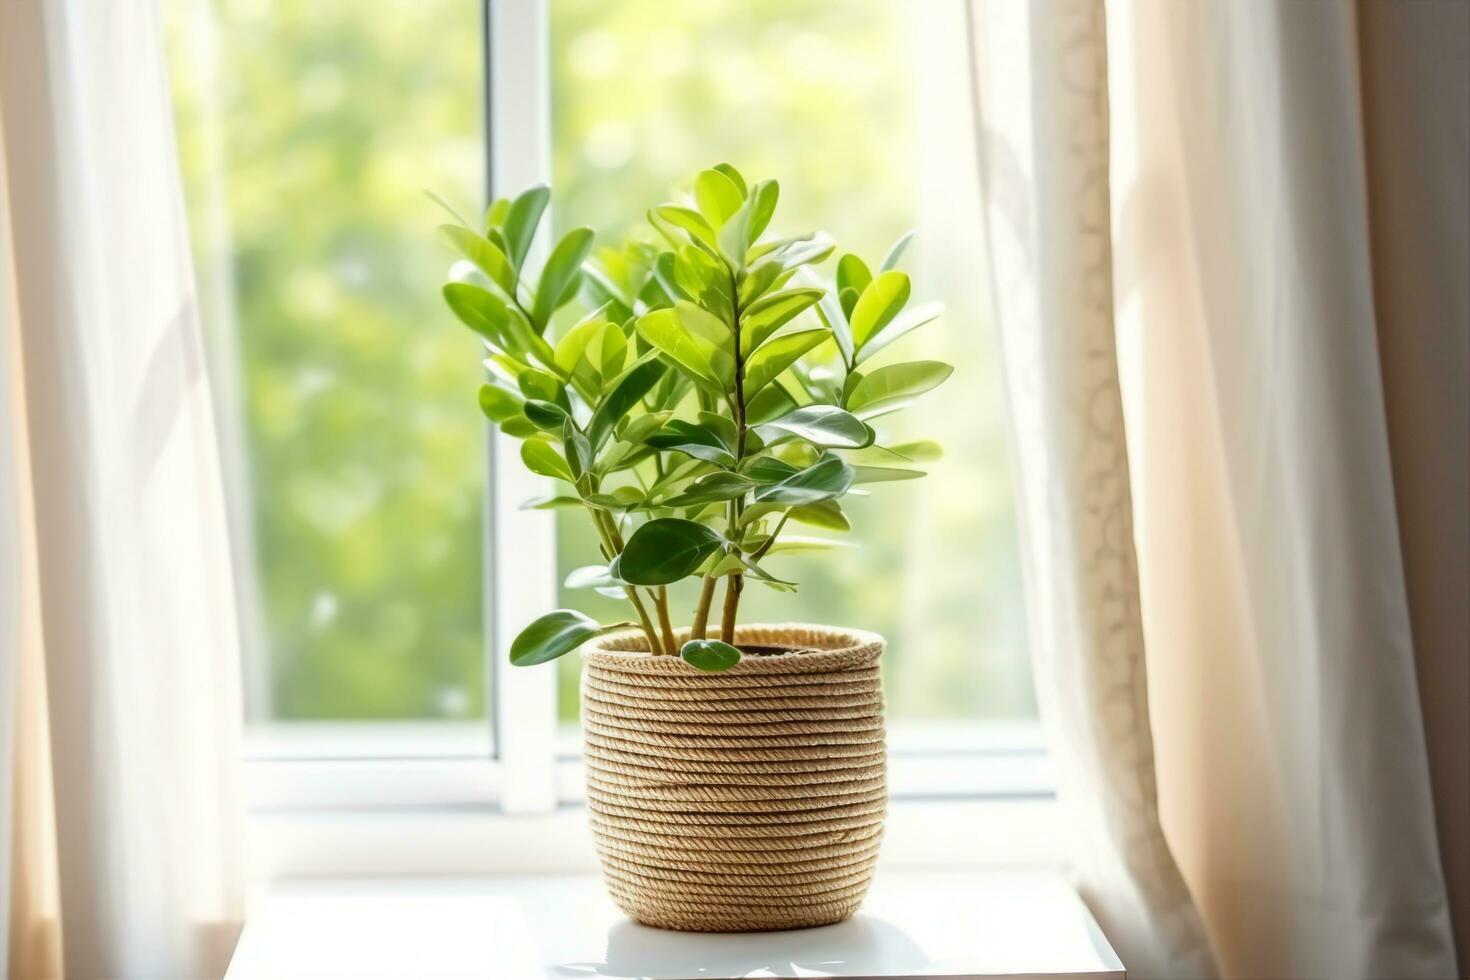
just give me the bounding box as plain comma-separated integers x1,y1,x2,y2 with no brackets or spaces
680,639,742,672
851,439,944,464
752,452,854,506
553,312,610,374
855,301,943,364
485,197,511,229
711,163,748,197
846,360,953,415
717,196,756,272
443,283,510,347
523,399,568,430
618,411,673,445
520,439,574,482
584,486,645,510
851,465,926,484
439,225,518,298
788,498,851,531
748,180,780,241
649,205,718,252
510,610,632,667
814,288,854,367
694,168,743,227
740,288,823,351
589,355,666,449
743,456,801,484
879,231,916,271
636,308,732,392
478,383,524,423
618,518,724,585
531,227,595,332
504,184,550,267
753,405,873,449
765,536,854,554
745,380,799,426
742,327,827,400
659,471,756,508
563,420,593,479
564,564,622,590
848,270,911,350
516,367,563,403
520,494,582,510
646,420,735,468
836,253,872,300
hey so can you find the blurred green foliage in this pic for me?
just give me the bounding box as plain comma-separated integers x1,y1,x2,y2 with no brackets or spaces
165,0,1034,728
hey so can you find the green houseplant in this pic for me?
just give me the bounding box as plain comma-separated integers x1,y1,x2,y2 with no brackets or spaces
436,165,950,931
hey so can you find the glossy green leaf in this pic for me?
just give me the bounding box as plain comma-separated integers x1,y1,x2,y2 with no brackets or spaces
583,486,646,510
740,288,823,351
636,308,732,391
879,231,916,272
855,301,943,364
836,253,872,300
485,196,511,229
553,312,610,374
743,456,801,485
439,225,517,298
788,498,851,531
742,327,827,399
764,536,854,554
745,380,799,426
618,518,725,585
443,283,510,347
564,564,622,590
504,184,549,267
522,399,568,430
717,196,755,272
748,180,779,241
531,227,595,331
520,439,574,482
693,168,743,227
711,163,747,197
617,411,673,445
848,270,911,350
814,288,854,367
646,420,735,468
516,367,563,404
520,494,582,510
846,360,953,414
851,465,926,484
650,205,718,252
753,405,873,449
477,383,524,423
751,452,854,506
659,471,756,508
563,420,593,479
510,610,632,667
680,639,742,672
589,355,665,449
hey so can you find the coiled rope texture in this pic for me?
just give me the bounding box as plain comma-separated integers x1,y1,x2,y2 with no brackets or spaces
581,624,887,932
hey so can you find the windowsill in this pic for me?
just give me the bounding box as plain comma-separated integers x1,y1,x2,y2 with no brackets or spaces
225,869,1123,979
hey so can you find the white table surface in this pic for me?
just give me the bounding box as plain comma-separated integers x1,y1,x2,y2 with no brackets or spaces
225,869,1124,980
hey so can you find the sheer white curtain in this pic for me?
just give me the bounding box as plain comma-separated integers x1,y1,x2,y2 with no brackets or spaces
0,0,246,977
969,1,1465,978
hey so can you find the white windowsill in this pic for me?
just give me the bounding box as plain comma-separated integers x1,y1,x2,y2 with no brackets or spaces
225,869,1123,979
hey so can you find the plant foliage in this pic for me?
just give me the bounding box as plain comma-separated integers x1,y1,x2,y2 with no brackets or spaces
437,167,950,670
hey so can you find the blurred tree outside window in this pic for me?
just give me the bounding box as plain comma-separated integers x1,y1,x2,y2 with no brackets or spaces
163,0,1035,742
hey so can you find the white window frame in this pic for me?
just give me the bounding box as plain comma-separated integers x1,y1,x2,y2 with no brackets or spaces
243,0,1057,877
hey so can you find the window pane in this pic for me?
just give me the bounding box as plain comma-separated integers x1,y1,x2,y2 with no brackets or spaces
549,0,1035,725
164,0,490,745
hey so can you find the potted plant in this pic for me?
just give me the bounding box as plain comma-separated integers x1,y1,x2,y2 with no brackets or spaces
435,165,950,931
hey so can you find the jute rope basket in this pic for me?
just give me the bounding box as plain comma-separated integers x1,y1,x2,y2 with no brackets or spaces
580,623,886,932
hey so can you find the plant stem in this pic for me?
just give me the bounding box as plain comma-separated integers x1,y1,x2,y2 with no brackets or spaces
691,575,718,639
586,503,664,656
654,586,677,654
722,269,748,645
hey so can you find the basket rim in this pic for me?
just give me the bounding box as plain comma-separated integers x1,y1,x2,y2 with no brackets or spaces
582,622,884,675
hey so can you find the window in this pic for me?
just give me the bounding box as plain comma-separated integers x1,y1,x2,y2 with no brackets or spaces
164,0,1046,818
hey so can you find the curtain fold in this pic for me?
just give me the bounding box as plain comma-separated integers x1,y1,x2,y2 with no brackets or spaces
0,0,247,977
970,0,1462,977
966,3,1217,977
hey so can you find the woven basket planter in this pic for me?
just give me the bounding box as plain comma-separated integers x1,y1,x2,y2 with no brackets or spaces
580,623,887,932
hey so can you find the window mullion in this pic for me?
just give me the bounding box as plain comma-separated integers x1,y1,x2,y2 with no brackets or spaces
485,0,558,814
